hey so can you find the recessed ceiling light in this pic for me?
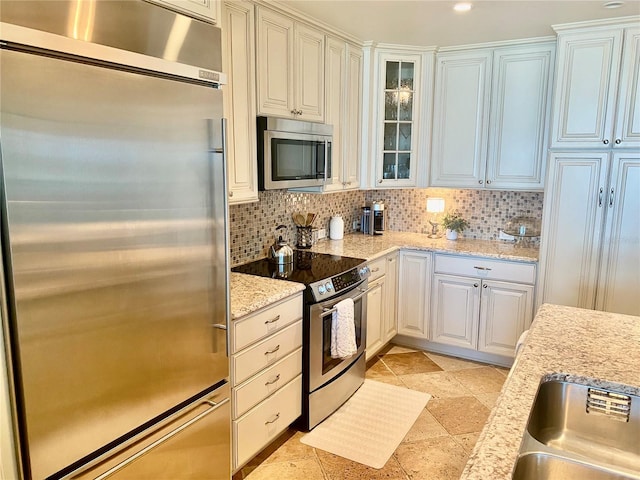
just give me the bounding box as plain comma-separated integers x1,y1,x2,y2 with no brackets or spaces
603,1,624,7
453,2,473,12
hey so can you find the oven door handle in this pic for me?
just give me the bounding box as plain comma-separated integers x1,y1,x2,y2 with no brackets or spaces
320,287,371,318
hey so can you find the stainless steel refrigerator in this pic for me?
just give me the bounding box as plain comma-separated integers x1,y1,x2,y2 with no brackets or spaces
0,2,230,478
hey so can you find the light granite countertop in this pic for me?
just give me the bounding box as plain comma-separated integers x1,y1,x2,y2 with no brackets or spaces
229,272,305,320
306,231,538,263
461,303,640,479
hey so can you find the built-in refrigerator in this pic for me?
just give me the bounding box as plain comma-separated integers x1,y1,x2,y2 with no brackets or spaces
0,1,231,478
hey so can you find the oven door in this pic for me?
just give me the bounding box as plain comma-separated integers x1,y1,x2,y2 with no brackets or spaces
308,281,368,393
263,131,331,189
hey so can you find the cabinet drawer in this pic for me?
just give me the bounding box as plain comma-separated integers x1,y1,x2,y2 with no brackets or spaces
232,294,303,353
434,254,536,284
232,320,302,385
367,256,386,282
233,348,302,419
233,375,302,470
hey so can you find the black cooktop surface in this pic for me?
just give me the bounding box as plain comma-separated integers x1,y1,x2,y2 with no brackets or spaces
232,250,366,285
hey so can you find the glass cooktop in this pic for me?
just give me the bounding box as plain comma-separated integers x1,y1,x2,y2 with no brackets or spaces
231,250,366,285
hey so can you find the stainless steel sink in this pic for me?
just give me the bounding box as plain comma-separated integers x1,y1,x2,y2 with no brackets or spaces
513,379,640,479
513,453,637,480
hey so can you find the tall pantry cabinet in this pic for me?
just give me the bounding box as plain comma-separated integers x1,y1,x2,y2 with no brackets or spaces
539,18,640,316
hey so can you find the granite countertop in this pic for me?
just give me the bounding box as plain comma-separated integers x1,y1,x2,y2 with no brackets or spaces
461,303,640,479
229,272,305,320
307,231,539,263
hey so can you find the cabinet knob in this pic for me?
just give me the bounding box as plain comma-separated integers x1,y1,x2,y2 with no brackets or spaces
229,191,234,197
474,283,479,288
603,139,609,145
486,179,492,185
478,179,484,184
615,139,622,144
379,179,383,184
483,284,488,288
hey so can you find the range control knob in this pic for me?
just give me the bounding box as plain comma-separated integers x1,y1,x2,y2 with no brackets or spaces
359,266,371,278
325,282,334,292
318,285,326,295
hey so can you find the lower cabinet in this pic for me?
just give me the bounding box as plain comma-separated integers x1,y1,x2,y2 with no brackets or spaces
365,251,399,360
430,254,535,358
397,250,432,339
230,293,303,472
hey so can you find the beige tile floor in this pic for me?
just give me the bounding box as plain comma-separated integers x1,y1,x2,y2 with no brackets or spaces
233,344,509,480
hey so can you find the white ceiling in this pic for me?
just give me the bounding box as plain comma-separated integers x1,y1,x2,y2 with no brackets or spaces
280,0,640,47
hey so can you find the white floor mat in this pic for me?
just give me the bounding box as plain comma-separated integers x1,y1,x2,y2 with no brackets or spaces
300,379,431,469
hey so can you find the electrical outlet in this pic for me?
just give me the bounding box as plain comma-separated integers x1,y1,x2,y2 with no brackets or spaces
353,220,360,230
317,228,326,240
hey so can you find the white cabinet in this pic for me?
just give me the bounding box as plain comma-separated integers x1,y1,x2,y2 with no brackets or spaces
368,48,432,188
222,1,258,204
256,7,324,122
550,21,640,149
431,254,535,358
431,42,554,190
538,152,640,316
397,250,432,339
230,293,303,471
365,252,399,360
150,0,218,23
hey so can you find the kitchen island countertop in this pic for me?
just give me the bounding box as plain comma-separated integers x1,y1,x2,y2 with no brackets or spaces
461,303,640,479
229,272,305,319
307,231,538,263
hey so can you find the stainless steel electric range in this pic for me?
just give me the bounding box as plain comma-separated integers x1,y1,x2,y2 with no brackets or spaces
232,250,371,430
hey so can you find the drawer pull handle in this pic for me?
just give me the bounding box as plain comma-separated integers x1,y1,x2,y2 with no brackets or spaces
265,374,281,386
265,413,280,425
264,345,280,355
264,315,280,325
473,266,492,271
371,267,380,273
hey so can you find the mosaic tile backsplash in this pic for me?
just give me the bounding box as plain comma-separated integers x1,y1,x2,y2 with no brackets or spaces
229,188,544,266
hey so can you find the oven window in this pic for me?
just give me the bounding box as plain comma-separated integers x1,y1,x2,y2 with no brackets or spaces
321,297,362,375
271,138,329,181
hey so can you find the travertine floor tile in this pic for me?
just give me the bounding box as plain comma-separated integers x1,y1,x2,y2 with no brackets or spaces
399,371,472,399
256,430,315,465
427,396,490,435
240,458,325,480
394,436,468,480
452,367,507,394
401,408,448,443
495,366,511,377
365,357,395,380
316,449,408,480
380,352,443,376
476,391,501,410
383,344,418,355
425,352,485,371
368,372,405,387
453,432,481,453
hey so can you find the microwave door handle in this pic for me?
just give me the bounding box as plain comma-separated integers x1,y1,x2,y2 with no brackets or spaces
324,140,329,182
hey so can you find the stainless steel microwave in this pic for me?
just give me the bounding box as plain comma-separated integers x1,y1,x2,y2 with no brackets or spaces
257,116,332,190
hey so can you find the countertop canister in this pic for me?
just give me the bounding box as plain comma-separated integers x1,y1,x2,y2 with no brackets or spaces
329,216,344,240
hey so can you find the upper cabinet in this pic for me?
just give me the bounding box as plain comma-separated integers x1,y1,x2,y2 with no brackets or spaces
150,0,219,23
256,7,324,122
367,48,433,189
430,41,554,190
222,0,258,204
550,21,640,149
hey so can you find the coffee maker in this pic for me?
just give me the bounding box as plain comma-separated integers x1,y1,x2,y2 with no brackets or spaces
361,201,386,235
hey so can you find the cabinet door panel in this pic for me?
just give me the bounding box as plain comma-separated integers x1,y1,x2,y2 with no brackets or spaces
539,153,609,309
295,24,324,122
478,281,533,357
551,29,623,147
614,27,640,148
431,51,492,187
596,153,640,315
324,36,346,191
256,8,294,116
365,278,384,360
487,45,553,189
344,45,363,188
431,274,479,349
397,251,430,338
223,1,258,204
384,253,398,342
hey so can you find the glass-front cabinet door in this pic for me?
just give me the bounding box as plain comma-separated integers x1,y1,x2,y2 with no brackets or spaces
376,53,422,187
